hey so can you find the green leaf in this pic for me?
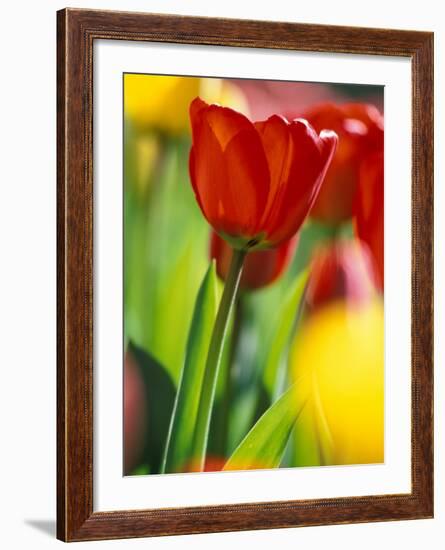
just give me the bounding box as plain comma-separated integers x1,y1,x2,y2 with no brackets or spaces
226,380,269,456
127,342,176,474
263,269,308,398
292,400,324,467
223,385,305,471
161,262,219,473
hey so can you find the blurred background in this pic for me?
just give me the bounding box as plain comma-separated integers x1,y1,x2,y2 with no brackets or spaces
123,73,384,475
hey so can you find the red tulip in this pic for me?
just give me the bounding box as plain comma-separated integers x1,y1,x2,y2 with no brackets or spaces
189,97,337,250
354,151,384,290
185,455,227,473
305,240,378,312
303,102,383,224
210,231,298,290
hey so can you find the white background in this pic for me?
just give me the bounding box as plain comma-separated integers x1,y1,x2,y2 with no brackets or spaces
0,0,442,549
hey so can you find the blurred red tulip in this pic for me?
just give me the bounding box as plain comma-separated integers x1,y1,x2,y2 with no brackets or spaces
210,231,298,290
305,240,378,312
189,97,337,250
235,80,341,121
303,102,383,224
124,349,148,474
185,455,268,473
185,455,227,473
354,151,384,290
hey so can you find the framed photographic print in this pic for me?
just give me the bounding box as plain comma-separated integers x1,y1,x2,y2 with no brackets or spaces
57,8,434,542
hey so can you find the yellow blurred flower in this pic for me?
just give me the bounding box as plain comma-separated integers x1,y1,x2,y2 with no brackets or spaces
290,299,384,466
124,74,248,135
134,133,160,195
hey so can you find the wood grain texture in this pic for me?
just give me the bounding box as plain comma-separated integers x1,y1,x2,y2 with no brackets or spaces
57,8,434,542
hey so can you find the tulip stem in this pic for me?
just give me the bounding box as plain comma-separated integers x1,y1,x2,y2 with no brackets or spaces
220,297,243,455
192,248,246,471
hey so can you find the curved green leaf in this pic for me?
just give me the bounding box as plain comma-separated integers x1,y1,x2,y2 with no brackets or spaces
223,385,305,471
263,269,308,398
161,262,219,473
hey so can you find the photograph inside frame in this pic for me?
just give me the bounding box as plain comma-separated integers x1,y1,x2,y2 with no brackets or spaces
123,73,384,477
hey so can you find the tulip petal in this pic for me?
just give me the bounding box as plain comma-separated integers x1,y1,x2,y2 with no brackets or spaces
264,121,337,245
320,130,340,171
189,97,208,157
254,115,294,223
205,103,253,150
189,96,208,124
222,127,270,237
280,129,338,243
354,151,384,290
189,116,231,232
188,147,205,214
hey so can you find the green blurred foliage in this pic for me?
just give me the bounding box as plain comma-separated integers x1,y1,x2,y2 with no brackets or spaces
124,125,210,386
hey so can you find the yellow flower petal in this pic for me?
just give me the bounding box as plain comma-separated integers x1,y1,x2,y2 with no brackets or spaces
291,299,384,465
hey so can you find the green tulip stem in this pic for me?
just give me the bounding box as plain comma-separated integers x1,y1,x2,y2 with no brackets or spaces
221,297,243,455
192,247,246,471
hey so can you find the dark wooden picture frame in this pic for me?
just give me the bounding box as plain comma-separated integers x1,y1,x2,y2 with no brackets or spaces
57,8,434,542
